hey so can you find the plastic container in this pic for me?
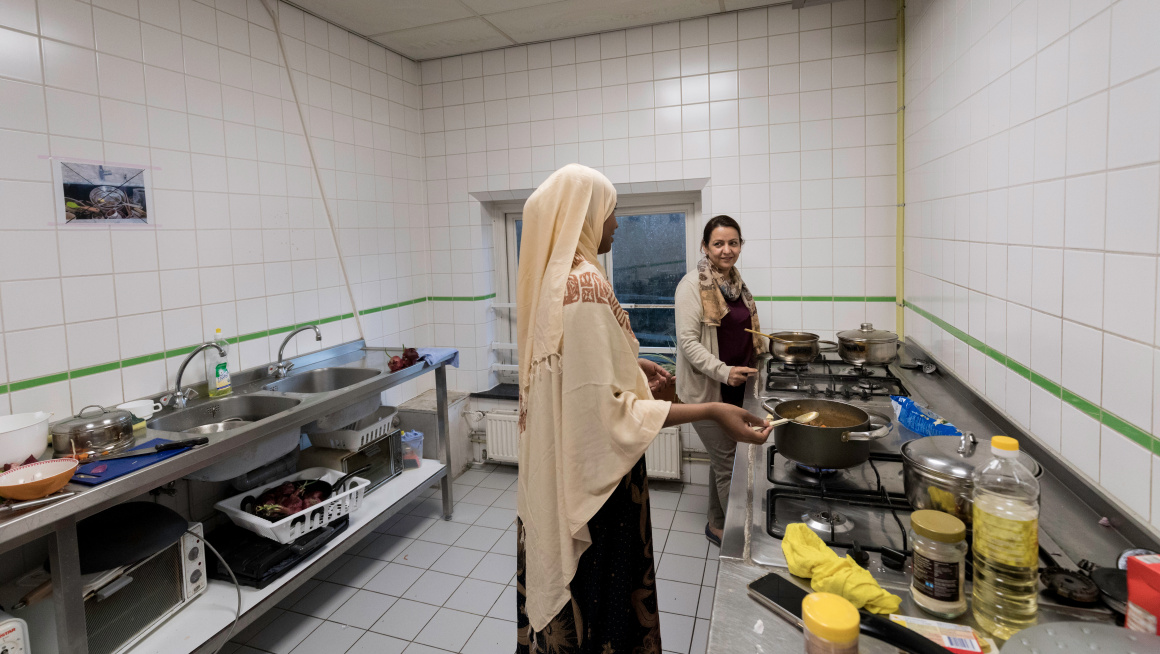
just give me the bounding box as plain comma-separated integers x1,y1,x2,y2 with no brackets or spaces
401,430,424,468
215,467,369,544
802,592,859,654
307,406,399,451
971,435,1040,639
206,328,232,397
909,509,968,618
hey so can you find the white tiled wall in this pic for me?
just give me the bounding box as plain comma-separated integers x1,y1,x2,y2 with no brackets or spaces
903,0,1160,529
0,0,431,418
419,0,901,392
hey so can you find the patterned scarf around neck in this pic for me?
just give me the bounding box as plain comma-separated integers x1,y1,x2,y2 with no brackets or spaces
695,256,767,355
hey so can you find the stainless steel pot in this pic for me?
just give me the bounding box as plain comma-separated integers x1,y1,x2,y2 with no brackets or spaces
901,432,1042,524
50,405,136,458
836,323,901,365
767,331,838,365
762,398,894,469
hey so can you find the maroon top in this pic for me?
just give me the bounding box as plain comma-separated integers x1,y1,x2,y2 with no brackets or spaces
716,295,754,407
717,294,754,367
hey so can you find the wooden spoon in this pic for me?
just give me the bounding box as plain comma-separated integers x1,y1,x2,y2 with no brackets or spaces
766,411,820,428
745,328,777,339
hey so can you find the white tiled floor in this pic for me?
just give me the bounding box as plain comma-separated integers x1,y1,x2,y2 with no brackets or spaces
223,467,719,654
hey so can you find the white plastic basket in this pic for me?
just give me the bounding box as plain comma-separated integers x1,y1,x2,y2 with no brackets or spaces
306,405,398,451
215,467,369,544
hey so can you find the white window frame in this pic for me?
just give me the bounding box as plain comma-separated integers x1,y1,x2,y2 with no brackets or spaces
487,192,702,365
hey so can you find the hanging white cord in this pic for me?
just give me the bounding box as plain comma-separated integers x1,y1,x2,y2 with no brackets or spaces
185,530,242,654
258,0,366,343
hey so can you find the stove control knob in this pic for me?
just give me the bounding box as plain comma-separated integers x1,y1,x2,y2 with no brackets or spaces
881,547,907,571
850,541,870,568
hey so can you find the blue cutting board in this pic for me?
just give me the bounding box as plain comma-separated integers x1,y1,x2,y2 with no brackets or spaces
72,439,194,486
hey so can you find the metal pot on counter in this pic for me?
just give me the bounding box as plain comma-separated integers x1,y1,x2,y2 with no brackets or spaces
835,323,901,365
901,432,1042,524
51,404,136,458
762,398,894,469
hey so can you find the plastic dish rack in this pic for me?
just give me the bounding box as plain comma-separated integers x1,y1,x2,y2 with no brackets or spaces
215,467,369,544
307,405,398,451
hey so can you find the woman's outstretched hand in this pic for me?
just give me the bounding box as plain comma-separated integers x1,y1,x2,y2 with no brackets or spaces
727,366,757,387
712,404,773,445
638,358,675,393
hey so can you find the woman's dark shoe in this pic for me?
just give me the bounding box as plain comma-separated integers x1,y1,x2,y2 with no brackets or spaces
705,523,722,547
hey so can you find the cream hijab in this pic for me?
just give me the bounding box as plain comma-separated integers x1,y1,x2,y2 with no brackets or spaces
516,163,616,392
516,164,671,632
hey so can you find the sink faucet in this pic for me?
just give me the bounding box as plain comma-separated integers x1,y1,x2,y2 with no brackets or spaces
273,326,322,377
168,342,227,408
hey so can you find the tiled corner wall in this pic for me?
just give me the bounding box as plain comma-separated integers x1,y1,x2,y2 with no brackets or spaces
419,0,901,392
0,0,433,418
903,0,1160,529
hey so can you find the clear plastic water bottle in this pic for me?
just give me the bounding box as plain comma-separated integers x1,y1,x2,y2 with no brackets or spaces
971,436,1039,639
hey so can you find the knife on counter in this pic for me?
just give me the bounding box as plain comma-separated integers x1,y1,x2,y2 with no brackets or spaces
89,437,209,461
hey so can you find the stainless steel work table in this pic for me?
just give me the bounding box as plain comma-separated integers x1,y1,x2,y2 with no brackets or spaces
707,343,1160,653
0,340,459,654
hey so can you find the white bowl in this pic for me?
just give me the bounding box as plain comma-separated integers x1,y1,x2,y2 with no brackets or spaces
0,412,51,467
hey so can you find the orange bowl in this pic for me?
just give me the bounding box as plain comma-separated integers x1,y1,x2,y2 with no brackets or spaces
0,458,78,501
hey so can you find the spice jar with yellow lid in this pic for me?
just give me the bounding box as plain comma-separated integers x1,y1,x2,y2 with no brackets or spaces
802,592,860,654
909,509,968,618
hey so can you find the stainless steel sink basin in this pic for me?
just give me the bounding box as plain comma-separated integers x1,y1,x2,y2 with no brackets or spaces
148,395,301,432
263,367,381,394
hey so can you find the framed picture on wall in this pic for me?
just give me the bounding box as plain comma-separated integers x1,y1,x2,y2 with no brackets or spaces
55,159,151,224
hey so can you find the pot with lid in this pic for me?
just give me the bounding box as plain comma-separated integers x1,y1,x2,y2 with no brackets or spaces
901,432,1042,524
51,405,136,458
836,323,900,365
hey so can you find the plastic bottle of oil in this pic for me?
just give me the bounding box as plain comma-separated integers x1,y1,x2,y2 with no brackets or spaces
205,328,232,397
971,435,1039,639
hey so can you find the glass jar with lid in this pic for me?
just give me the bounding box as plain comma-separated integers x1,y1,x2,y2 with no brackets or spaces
909,509,968,618
802,592,860,654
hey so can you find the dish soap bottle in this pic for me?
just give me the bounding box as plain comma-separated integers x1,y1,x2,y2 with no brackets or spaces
971,435,1039,639
206,328,232,397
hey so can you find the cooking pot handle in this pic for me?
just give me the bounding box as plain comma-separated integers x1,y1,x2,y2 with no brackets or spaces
842,410,894,442
76,404,107,418
818,340,838,352
760,400,784,416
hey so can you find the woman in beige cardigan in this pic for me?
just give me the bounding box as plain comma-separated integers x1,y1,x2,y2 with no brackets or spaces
675,215,767,545
516,167,772,653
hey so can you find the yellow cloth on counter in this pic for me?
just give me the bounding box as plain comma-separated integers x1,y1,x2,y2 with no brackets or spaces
781,523,902,614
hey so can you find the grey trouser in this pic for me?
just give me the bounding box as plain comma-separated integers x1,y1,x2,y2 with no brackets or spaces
692,420,737,530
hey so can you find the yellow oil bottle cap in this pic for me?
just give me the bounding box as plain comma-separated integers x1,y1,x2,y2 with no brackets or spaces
991,436,1018,452
802,592,860,644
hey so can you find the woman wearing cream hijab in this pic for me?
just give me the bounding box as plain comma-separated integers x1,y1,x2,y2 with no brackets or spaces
516,164,772,653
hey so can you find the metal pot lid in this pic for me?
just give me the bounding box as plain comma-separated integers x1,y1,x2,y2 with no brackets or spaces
50,404,134,436
902,432,1042,479
836,322,899,344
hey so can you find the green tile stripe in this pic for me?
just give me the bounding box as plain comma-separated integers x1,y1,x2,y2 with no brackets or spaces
358,293,497,316
904,300,1160,455
754,295,898,303
0,312,361,395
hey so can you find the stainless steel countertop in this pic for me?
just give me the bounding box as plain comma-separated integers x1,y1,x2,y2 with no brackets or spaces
707,343,1159,653
0,341,454,552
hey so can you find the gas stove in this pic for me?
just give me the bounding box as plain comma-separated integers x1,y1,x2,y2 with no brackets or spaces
764,355,911,402
751,353,921,570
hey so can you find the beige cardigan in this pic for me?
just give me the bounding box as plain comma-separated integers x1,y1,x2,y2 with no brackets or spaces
675,270,733,404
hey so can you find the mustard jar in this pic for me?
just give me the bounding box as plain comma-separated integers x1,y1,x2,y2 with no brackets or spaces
802,592,860,654
909,509,968,618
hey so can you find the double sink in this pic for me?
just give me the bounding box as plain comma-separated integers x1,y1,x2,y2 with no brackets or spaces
147,368,382,432
145,366,383,481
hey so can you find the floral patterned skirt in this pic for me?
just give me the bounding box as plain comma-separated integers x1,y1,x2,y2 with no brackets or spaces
516,456,662,654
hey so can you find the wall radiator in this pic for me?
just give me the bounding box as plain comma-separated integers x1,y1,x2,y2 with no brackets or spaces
484,411,520,463
484,412,681,479
645,427,682,479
